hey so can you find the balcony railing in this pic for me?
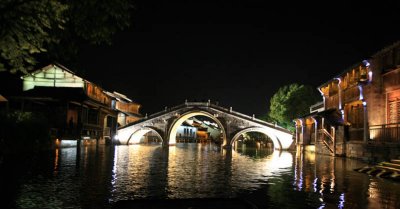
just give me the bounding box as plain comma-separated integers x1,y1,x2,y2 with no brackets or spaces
310,101,324,113
369,123,400,143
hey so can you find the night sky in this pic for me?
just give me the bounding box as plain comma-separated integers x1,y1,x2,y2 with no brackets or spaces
77,0,400,117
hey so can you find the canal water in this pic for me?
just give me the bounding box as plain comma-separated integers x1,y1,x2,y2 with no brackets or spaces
1,143,400,209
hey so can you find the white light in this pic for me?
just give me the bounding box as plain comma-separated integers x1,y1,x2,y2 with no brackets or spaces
363,60,370,67
338,193,345,209
362,101,367,106
358,85,364,100
114,134,119,140
368,71,373,82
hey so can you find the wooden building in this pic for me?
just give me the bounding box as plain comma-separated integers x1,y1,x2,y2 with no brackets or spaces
104,91,142,127
295,41,400,159
12,63,142,145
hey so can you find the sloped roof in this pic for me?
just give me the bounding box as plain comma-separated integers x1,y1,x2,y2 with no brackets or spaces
22,63,78,79
318,40,400,89
371,41,400,58
0,94,8,102
104,91,139,104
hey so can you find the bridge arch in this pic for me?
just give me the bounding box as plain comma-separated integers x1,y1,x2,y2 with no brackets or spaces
167,110,227,145
231,127,286,150
126,126,163,145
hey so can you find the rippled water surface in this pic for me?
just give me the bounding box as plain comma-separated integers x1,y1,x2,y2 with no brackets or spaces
1,143,400,209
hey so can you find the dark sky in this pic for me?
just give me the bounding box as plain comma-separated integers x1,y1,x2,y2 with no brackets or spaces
77,0,400,117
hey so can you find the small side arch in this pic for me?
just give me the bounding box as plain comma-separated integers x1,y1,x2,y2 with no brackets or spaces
127,126,164,145
231,127,286,150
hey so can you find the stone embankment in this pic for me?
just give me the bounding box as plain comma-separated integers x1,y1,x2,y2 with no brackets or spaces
355,159,400,181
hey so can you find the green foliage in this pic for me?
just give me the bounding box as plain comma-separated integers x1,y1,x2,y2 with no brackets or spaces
0,0,67,74
256,113,271,122
268,83,319,131
0,0,133,74
242,132,268,141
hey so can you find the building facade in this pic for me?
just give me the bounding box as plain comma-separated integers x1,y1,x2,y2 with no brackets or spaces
175,117,222,143
295,41,400,160
12,63,142,146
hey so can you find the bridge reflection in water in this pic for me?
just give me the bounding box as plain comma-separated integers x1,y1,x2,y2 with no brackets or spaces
7,143,400,209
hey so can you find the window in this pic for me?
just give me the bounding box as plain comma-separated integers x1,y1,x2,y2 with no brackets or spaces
359,66,368,82
388,99,400,124
88,109,99,124
387,91,400,124
347,104,364,128
81,107,88,123
329,82,338,96
111,100,116,109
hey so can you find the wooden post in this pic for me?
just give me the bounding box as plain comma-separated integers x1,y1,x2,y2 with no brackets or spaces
363,104,368,143
332,126,336,156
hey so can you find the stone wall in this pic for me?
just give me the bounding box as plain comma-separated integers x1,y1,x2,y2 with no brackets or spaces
345,141,400,162
364,142,400,162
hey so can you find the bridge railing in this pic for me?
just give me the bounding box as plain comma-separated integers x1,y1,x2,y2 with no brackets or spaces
147,103,186,118
146,102,212,119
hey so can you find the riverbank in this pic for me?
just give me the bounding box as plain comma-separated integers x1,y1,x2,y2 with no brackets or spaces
300,141,400,165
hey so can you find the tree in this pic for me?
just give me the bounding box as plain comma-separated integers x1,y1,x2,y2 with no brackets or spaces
0,0,66,73
268,83,319,131
0,0,133,74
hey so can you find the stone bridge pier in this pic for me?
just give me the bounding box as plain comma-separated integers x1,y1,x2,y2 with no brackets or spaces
116,102,294,150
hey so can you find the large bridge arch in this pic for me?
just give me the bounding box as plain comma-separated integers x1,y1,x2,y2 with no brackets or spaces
126,126,164,145
231,127,293,150
167,110,227,146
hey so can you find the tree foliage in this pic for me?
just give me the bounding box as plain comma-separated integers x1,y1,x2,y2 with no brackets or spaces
0,0,133,74
0,0,67,74
268,83,319,131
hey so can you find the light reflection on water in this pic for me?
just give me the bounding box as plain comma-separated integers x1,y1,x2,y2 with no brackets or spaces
2,143,400,209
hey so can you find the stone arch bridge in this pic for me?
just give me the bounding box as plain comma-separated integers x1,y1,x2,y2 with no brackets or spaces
116,102,294,150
